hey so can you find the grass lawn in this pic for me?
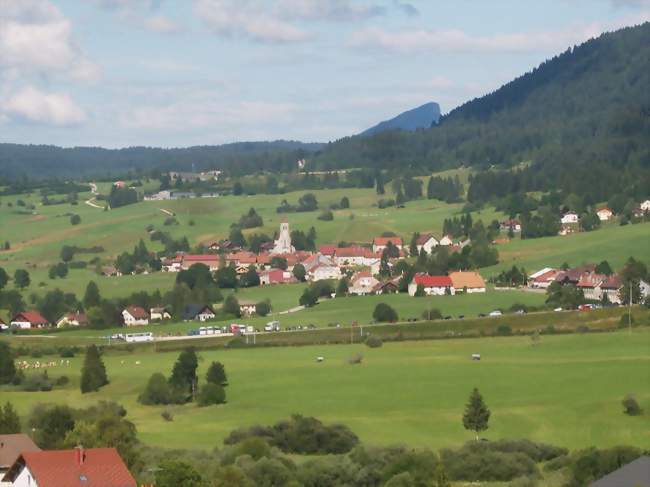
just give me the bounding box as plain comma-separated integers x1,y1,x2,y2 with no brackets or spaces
3,329,649,451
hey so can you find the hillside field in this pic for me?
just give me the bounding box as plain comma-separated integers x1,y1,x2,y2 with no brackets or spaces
0,182,648,304
2,329,649,451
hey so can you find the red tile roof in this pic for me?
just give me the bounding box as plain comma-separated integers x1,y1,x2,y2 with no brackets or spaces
4,448,136,487
12,311,49,325
125,306,149,319
412,273,453,288
415,234,435,245
373,236,403,246
319,245,336,256
184,254,219,261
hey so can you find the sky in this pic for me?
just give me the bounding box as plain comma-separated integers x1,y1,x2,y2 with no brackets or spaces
0,0,648,148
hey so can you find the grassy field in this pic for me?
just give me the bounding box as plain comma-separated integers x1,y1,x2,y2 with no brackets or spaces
3,329,649,451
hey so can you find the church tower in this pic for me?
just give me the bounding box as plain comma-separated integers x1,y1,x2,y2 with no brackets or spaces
271,219,295,254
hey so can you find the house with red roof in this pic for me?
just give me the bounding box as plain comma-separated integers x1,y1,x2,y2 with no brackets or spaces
319,245,337,256
307,263,342,282
438,234,454,246
225,251,257,267
121,306,149,326
259,269,295,285
527,268,560,289
182,254,220,271
2,447,136,487
334,247,381,267
408,274,454,296
0,434,40,476
10,312,51,330
372,236,403,254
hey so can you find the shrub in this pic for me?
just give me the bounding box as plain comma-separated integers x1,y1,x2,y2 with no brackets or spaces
70,214,81,225
55,375,70,386
317,210,334,221
139,373,172,405
348,353,364,365
161,410,174,422
622,394,642,416
197,382,226,406
421,308,443,320
365,336,383,348
373,303,398,323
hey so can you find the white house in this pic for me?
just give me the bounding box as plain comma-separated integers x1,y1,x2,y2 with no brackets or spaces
415,234,439,254
238,300,258,317
408,274,454,296
596,207,614,221
10,312,50,330
640,199,650,212
372,236,403,254
439,235,454,246
182,305,216,322
561,212,579,224
56,312,88,328
349,272,380,296
308,264,342,282
122,306,149,326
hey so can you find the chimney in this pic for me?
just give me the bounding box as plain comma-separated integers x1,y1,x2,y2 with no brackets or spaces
74,445,85,466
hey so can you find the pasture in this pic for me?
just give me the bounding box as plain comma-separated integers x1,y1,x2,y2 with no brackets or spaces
3,329,649,451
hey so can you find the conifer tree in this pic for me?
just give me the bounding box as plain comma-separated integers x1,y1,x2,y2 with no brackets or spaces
0,402,21,433
462,387,491,440
80,345,109,393
206,361,228,387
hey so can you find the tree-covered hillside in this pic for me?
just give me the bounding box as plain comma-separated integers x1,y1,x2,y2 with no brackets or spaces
0,141,322,180
312,23,650,200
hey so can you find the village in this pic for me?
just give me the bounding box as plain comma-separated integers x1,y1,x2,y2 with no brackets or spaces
2,216,648,334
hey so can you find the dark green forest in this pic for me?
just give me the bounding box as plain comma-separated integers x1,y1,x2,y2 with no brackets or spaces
0,23,648,204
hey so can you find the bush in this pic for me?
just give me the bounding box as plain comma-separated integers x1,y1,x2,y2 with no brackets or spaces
622,394,642,415
365,336,383,348
197,382,226,406
70,214,81,225
55,375,70,386
421,308,443,320
161,410,174,422
139,373,172,405
224,415,359,455
373,303,398,323
348,353,364,365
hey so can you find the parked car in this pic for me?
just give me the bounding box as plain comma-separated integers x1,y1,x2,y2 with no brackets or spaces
554,307,563,312
458,315,465,319
488,310,502,317
478,313,486,318
514,309,527,315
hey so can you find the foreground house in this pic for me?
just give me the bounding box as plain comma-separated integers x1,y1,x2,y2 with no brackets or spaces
181,304,215,322
448,271,486,293
307,264,342,282
56,312,88,328
2,447,136,487
408,274,454,296
588,455,650,487
238,300,258,317
0,434,40,480
10,312,50,330
259,269,295,285
121,306,149,326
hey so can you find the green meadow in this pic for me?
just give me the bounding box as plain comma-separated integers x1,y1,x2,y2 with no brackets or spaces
3,329,649,451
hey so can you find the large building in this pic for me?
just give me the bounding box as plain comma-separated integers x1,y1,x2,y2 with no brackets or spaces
271,220,295,254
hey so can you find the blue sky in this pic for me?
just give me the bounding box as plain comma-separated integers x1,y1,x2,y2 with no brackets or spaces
0,0,648,148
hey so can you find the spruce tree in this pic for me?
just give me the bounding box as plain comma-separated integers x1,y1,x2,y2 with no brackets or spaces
206,361,228,386
0,342,16,384
0,402,21,433
169,349,198,399
83,280,102,308
462,387,491,440
80,345,109,393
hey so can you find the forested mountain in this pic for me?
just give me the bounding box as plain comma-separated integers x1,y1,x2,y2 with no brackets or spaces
312,23,650,201
0,141,322,180
360,102,441,136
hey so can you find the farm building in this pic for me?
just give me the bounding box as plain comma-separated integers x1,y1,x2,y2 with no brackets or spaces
150,307,172,321
596,207,614,221
448,271,486,293
10,312,50,330
238,300,258,317
415,234,439,254
408,274,454,296
0,434,40,478
349,271,380,296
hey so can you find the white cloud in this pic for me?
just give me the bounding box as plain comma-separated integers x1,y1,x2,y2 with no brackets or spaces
0,0,99,80
144,14,183,34
193,0,386,43
348,14,650,53
4,86,87,126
